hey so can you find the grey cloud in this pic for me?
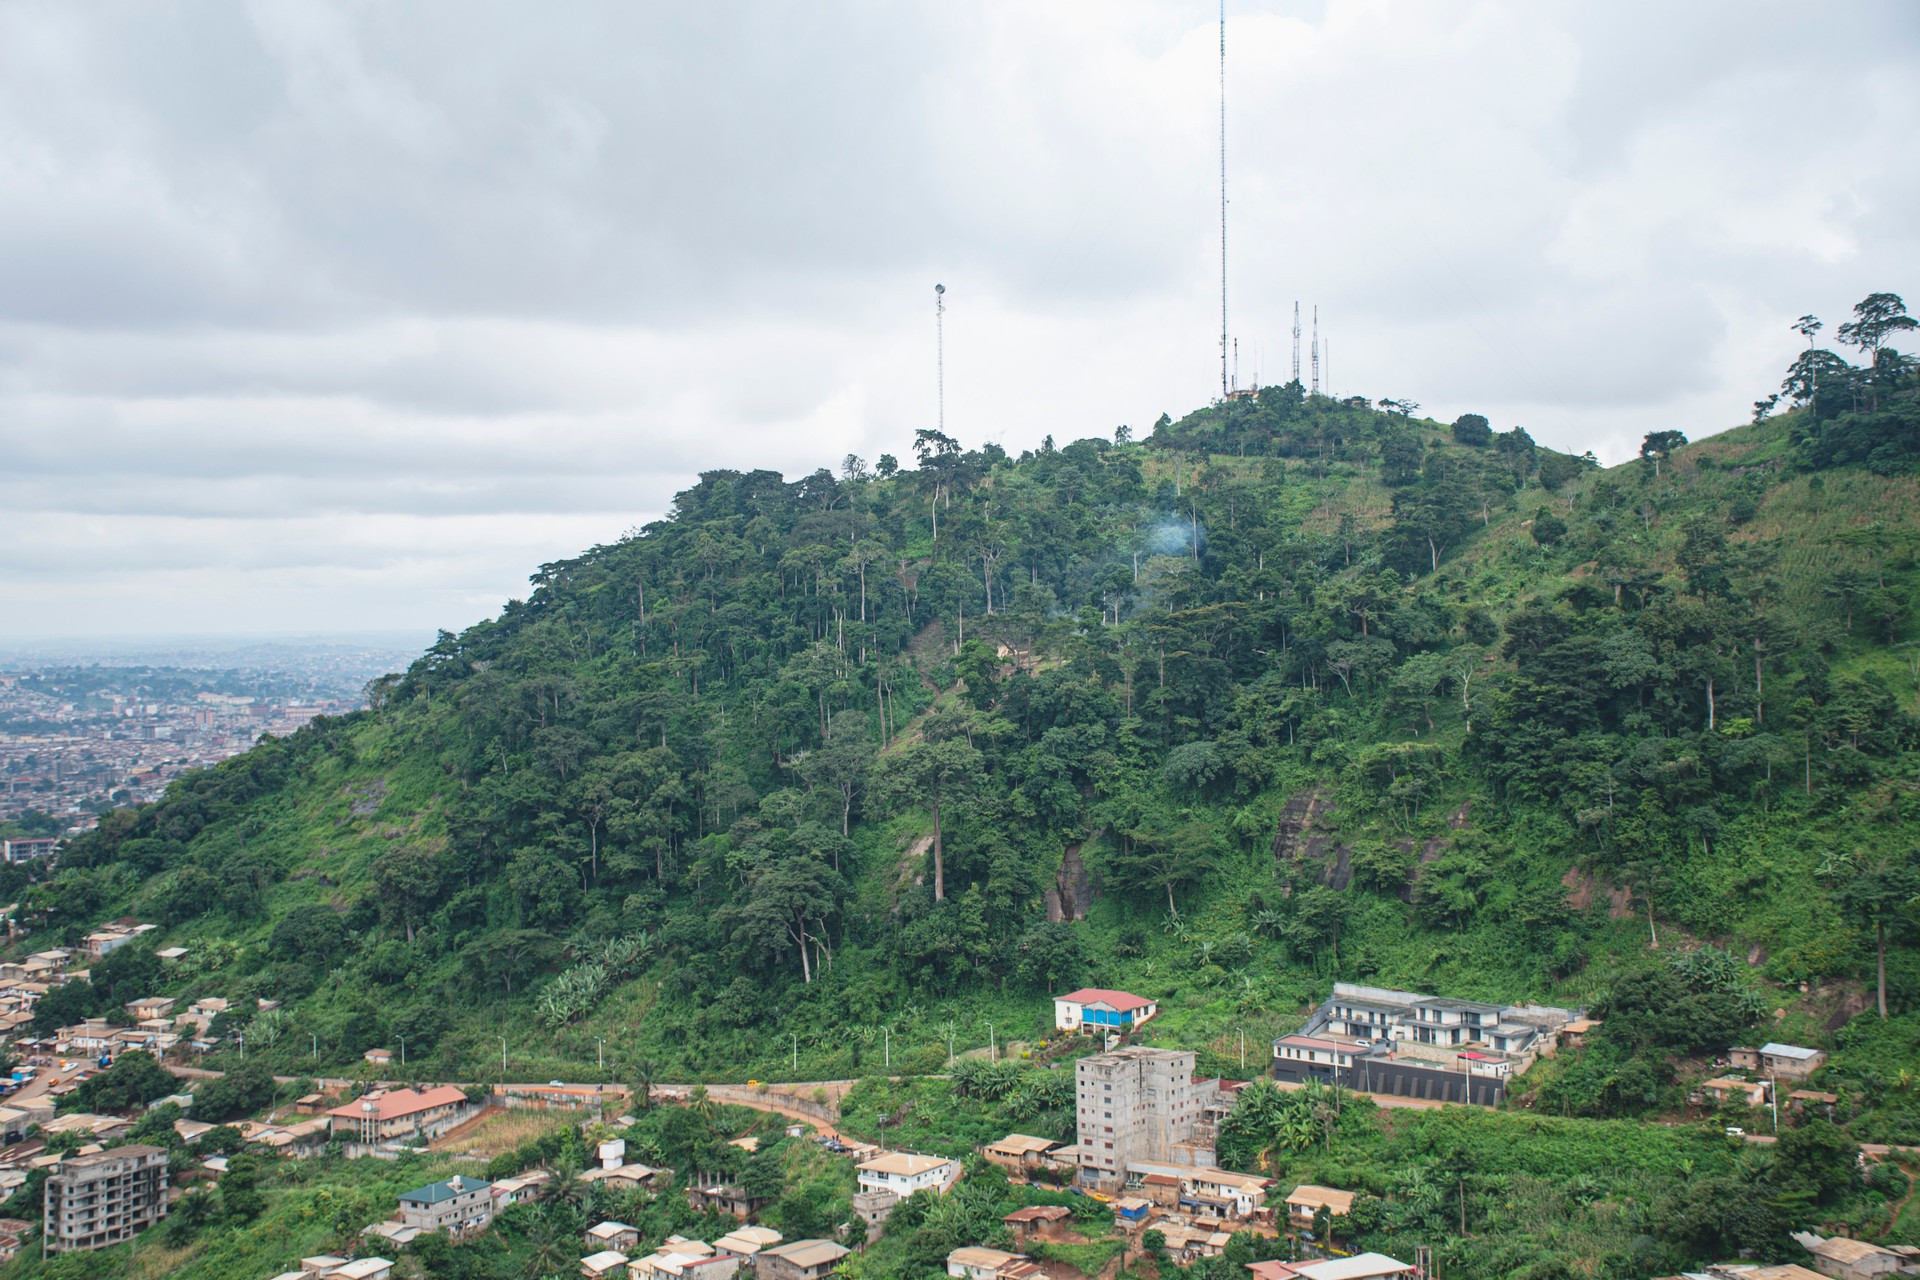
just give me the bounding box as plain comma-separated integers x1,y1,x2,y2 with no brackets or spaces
0,0,1915,636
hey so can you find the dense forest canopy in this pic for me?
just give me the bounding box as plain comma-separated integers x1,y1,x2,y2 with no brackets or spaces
16,293,1920,1141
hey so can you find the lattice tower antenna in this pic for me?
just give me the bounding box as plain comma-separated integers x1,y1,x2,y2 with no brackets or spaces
1218,0,1229,400
1311,304,1320,395
1292,301,1301,384
934,283,945,434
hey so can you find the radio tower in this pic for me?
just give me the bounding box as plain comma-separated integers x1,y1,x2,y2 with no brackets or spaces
1310,305,1320,395
1218,0,1229,400
1291,302,1301,384
934,283,946,434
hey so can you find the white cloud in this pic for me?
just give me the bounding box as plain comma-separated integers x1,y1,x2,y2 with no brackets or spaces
0,0,1915,635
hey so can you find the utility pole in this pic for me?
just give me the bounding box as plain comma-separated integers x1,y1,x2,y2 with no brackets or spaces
984,1021,996,1063
501,1037,507,1081
883,1026,890,1072
792,1033,799,1076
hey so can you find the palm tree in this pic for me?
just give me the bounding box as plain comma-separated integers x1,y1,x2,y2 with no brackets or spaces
522,1212,574,1279
548,1154,587,1213
629,1058,657,1113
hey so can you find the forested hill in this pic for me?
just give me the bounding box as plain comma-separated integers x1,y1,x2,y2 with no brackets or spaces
26,339,1920,1124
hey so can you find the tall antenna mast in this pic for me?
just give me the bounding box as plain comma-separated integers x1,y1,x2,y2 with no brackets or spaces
1218,0,1229,400
1311,305,1320,396
1292,301,1301,385
934,283,946,434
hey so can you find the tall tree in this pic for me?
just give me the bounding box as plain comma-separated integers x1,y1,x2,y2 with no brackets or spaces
1836,851,1920,1020
869,712,983,901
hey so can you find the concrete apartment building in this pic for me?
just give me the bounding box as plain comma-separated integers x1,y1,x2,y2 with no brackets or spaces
326,1085,472,1148
395,1175,493,1236
1074,1047,1208,1189
43,1143,169,1254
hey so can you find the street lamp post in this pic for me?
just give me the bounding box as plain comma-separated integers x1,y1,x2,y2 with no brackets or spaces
883,1026,890,1072
598,1038,605,1073
1235,1026,1246,1072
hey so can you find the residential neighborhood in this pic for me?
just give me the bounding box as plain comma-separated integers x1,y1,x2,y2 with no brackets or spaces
0,888,1888,1280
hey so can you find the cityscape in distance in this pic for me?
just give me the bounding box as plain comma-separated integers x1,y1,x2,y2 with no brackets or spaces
0,633,427,841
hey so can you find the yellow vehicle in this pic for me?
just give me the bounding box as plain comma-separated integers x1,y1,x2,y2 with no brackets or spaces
747,1079,761,1087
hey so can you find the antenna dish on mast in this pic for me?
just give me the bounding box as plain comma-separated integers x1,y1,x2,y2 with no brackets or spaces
934,283,944,294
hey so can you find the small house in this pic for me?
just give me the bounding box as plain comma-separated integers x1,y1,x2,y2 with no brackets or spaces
1113,1196,1151,1225
579,1251,627,1279
1559,1019,1600,1048
1054,988,1157,1036
1788,1090,1839,1119
1001,1205,1070,1241
947,1247,1023,1280
713,1225,783,1259
1760,1043,1827,1080
1286,1184,1356,1232
982,1134,1068,1176
1139,1172,1183,1208
491,1171,552,1206
1697,1077,1770,1109
756,1239,850,1280
586,1222,639,1252
327,1262,394,1280
1793,1230,1906,1280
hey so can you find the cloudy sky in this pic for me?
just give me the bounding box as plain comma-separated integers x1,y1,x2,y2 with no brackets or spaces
3,0,1916,638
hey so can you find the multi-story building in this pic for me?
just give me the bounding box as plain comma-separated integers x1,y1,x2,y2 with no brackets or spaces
395,1175,492,1235
43,1143,168,1253
1073,1046,1208,1189
326,1086,472,1148
854,1152,960,1200
1273,982,1579,1107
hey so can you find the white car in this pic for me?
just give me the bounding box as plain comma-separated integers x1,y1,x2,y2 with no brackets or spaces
1725,1126,1745,1137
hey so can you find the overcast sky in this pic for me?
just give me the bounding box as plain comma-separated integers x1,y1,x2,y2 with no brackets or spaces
3,1,1916,639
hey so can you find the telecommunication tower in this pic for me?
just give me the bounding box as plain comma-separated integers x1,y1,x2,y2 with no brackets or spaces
1311,305,1320,395
934,283,946,435
1218,0,1229,400
1292,302,1301,385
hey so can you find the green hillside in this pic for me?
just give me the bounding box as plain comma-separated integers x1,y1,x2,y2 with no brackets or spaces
8,309,1920,1274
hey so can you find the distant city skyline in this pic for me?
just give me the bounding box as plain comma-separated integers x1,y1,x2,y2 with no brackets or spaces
2,1,1915,636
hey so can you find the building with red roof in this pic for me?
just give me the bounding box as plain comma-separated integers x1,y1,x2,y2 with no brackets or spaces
1054,988,1158,1035
326,1086,473,1146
